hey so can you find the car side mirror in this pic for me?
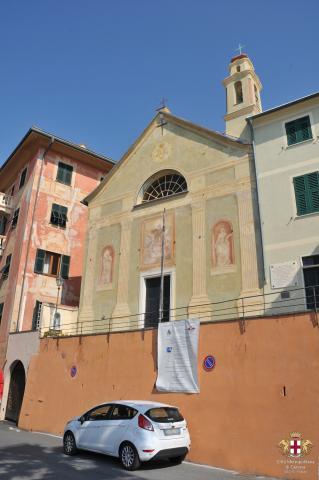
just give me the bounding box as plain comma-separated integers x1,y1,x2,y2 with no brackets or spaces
79,415,85,424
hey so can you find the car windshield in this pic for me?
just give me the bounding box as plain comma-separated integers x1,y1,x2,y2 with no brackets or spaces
145,407,184,423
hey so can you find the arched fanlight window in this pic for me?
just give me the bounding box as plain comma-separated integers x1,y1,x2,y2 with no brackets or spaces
140,171,187,204
234,81,243,104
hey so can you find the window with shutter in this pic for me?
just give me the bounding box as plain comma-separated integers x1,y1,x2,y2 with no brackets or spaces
32,301,42,330
1,254,12,280
285,116,312,146
0,216,7,235
61,255,70,279
34,249,46,274
34,249,67,277
56,162,73,186
11,208,20,229
302,256,319,309
50,204,68,228
19,168,27,189
293,172,319,215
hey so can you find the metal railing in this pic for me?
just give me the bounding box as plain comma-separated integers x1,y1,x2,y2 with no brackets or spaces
39,285,319,338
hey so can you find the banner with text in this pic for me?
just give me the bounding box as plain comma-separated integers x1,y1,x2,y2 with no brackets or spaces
156,318,200,393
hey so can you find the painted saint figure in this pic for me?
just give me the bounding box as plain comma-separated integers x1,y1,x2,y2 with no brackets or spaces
212,221,234,269
100,246,114,285
141,213,174,269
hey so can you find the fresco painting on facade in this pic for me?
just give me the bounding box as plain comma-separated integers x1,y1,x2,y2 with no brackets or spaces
211,220,235,272
140,212,175,270
0,128,114,422
151,142,171,163
2,49,319,479
98,245,114,288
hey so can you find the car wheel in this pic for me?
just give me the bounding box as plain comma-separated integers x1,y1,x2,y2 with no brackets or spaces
119,442,141,471
169,453,187,465
63,431,77,456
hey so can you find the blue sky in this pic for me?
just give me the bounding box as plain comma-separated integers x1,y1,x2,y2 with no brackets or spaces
1,0,318,162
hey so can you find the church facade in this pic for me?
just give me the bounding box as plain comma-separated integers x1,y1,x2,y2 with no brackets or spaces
78,54,264,331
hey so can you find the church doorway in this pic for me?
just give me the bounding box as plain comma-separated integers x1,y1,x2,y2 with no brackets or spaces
5,361,26,424
144,275,171,327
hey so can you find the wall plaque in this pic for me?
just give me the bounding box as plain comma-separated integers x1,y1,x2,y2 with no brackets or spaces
270,261,299,289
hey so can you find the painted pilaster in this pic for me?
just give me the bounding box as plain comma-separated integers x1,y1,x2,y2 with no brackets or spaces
112,220,132,323
188,197,211,317
237,188,263,318
237,189,260,294
78,227,98,326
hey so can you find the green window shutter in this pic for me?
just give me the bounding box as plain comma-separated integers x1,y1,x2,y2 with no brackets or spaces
286,122,297,146
0,216,7,235
294,172,319,215
307,172,319,213
51,204,68,227
298,116,312,142
64,165,73,185
0,302,4,324
32,301,42,330
60,205,68,224
294,176,308,215
57,163,73,185
286,116,312,145
34,249,45,273
56,163,65,183
61,255,70,279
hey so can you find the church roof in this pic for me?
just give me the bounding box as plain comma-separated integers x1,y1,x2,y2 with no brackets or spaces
84,110,251,205
231,53,248,63
248,91,319,121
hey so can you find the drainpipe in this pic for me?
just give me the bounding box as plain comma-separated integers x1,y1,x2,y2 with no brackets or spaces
16,138,55,332
247,118,267,285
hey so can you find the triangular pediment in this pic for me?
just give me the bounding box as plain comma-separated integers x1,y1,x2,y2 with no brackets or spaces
85,111,250,205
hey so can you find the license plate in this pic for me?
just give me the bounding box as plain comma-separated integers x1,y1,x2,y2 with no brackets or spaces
164,428,181,436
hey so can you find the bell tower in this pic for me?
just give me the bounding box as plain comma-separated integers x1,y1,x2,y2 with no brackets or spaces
223,53,262,140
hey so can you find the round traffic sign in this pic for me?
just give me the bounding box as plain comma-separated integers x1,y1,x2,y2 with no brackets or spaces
203,355,216,371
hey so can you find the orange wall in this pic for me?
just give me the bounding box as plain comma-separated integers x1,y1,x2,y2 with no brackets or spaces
20,313,319,479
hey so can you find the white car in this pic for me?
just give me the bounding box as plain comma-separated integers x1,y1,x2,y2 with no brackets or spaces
63,400,190,470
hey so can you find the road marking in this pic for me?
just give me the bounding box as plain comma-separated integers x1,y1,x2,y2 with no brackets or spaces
183,461,237,474
32,431,63,439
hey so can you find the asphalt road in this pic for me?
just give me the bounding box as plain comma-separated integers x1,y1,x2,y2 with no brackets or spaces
0,421,280,480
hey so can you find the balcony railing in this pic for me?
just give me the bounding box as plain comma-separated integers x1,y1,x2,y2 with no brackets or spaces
39,285,319,338
0,193,13,215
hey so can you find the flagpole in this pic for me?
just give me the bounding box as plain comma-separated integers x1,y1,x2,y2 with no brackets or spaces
159,208,166,323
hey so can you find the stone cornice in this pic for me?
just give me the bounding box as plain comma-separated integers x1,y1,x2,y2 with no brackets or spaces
89,156,252,209
91,177,256,229
224,105,257,121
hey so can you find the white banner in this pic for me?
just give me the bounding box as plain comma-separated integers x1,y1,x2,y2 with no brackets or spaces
156,318,200,393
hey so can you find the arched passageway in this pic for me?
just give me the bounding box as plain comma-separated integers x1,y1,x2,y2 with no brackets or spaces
5,361,25,424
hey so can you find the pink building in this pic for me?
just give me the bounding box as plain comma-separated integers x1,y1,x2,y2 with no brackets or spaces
0,128,113,422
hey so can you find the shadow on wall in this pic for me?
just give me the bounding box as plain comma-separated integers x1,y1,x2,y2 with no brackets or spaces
61,276,82,307
248,159,264,291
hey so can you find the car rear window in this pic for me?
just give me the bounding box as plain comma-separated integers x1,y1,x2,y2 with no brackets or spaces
145,407,184,423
